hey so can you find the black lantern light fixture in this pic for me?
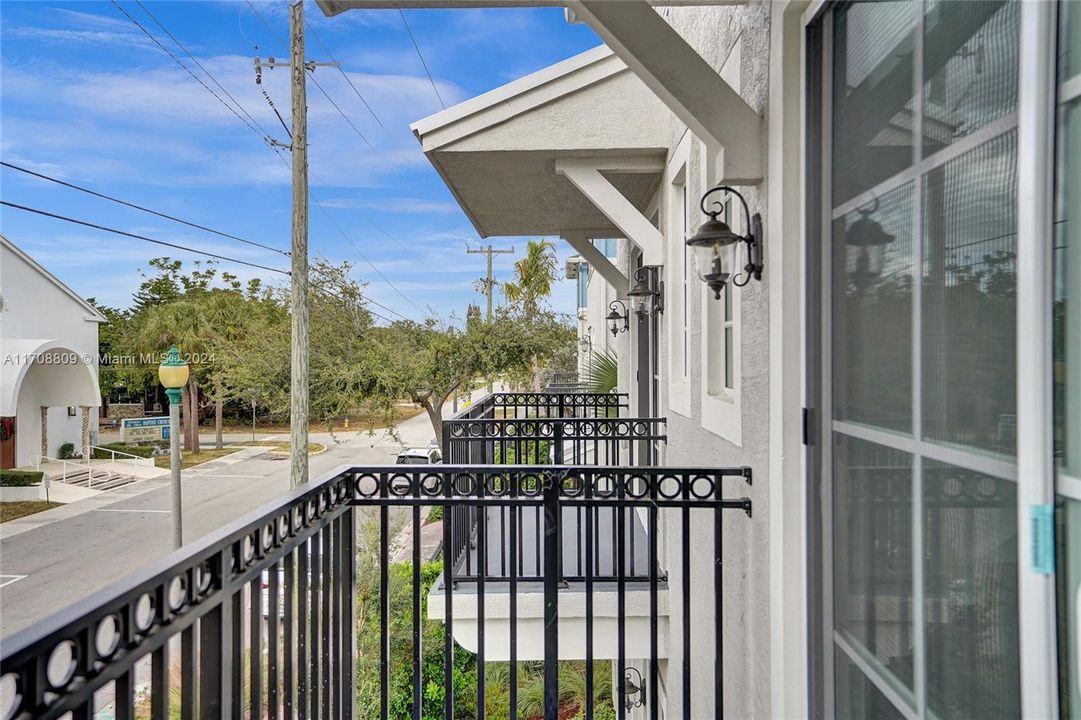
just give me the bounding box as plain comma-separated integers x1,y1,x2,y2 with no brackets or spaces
621,667,646,712
845,196,895,292
606,300,629,337
686,185,764,299
627,266,664,318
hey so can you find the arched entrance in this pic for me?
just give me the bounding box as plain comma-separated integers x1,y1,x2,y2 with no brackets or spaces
1,339,101,468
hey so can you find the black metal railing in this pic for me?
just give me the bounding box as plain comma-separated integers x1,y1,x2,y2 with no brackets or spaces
0,463,751,720
442,392,666,582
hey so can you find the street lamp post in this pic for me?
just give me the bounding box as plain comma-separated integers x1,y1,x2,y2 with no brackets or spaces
159,346,189,550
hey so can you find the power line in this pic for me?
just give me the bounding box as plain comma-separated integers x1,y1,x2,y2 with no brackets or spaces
0,161,289,257
125,0,433,320
134,0,276,143
110,0,271,146
305,20,390,136
399,10,445,110
307,72,385,158
1,200,290,275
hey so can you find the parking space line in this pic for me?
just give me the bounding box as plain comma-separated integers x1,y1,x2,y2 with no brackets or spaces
0,575,28,589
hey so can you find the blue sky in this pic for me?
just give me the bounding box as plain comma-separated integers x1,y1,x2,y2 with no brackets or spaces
0,1,601,321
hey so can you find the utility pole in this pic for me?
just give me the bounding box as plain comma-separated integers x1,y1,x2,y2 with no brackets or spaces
467,244,514,393
289,0,309,489
256,6,336,489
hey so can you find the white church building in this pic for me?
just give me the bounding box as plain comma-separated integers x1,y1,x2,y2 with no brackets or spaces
0,236,103,469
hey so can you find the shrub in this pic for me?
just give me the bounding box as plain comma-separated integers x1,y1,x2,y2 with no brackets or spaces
91,443,156,459
58,442,75,459
0,470,44,487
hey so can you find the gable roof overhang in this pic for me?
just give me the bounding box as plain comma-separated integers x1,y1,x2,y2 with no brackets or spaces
0,236,107,323
410,46,669,239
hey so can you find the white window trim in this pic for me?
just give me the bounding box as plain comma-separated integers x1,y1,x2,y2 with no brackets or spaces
700,244,743,445
666,132,693,418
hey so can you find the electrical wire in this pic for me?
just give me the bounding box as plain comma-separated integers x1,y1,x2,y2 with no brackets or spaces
1,201,291,275
399,9,445,110
305,20,390,135
110,1,271,145
120,0,435,320
0,161,289,257
134,0,276,143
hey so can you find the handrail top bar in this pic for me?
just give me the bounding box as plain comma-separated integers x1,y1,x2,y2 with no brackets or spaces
88,444,145,461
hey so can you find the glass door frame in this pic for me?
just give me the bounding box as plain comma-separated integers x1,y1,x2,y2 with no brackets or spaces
804,1,1062,717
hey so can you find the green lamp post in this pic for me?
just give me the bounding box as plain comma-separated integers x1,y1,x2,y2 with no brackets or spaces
159,345,189,549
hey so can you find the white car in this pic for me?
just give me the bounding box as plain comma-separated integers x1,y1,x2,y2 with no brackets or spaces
394,446,441,465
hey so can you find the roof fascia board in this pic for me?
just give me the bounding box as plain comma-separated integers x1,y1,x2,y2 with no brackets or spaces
412,46,622,149
0,236,107,322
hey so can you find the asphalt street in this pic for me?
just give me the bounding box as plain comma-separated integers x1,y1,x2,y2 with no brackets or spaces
0,410,443,638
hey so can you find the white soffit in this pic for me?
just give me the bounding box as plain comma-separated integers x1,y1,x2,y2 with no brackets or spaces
410,46,669,238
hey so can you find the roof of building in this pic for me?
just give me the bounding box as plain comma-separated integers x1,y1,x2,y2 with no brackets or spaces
410,45,669,238
0,235,107,323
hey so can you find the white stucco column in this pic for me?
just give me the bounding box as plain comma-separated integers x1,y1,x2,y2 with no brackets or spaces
80,406,90,460
40,406,48,460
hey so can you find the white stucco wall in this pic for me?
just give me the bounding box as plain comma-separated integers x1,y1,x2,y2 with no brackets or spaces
657,7,773,719
578,6,774,718
1,239,102,466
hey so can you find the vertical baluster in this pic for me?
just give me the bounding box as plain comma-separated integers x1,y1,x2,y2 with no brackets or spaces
584,470,595,720
180,624,195,720
298,537,309,720
310,531,320,720
231,586,244,719
115,668,135,720
199,598,225,718
616,476,627,720
682,490,692,718
322,522,332,716
251,575,263,720
477,478,486,720
380,500,390,720
332,515,343,720
443,469,455,720
281,553,292,720
151,641,169,720
413,502,423,720
714,479,724,720
649,487,659,720
344,505,358,718
509,473,519,720
271,557,283,720
542,472,559,720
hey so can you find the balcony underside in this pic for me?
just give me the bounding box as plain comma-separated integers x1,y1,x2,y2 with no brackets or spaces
452,505,654,582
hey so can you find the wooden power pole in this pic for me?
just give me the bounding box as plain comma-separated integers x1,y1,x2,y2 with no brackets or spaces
467,244,514,392
289,0,309,489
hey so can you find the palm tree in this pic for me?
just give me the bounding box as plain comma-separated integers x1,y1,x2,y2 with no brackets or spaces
130,299,211,453
503,239,557,390
503,238,557,316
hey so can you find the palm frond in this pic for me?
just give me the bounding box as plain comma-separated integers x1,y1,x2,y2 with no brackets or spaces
583,348,618,393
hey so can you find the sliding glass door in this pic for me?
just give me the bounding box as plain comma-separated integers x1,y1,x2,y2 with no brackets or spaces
813,1,1025,717
1056,3,1081,717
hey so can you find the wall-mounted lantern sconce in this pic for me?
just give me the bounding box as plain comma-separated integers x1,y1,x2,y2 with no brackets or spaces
627,265,664,318
606,300,629,337
686,185,764,299
845,196,895,292
621,666,646,712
